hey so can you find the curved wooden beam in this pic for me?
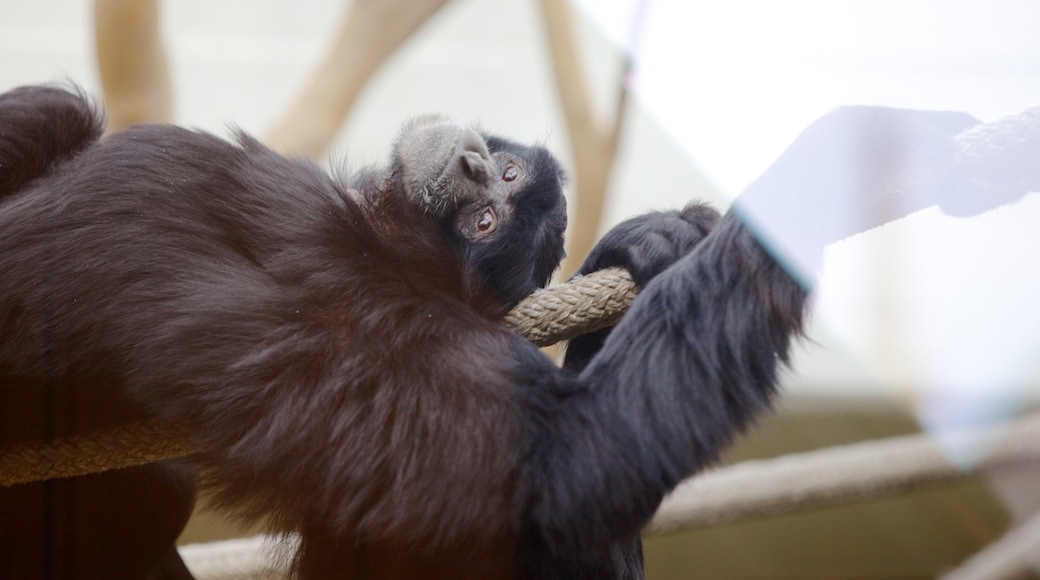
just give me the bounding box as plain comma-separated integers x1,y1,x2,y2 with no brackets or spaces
94,0,173,130
265,0,451,157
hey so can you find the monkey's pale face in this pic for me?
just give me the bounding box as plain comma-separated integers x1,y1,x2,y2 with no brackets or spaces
393,116,497,216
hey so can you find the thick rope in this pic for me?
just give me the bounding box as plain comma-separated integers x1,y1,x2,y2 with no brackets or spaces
505,267,637,347
0,268,636,487
0,421,196,487
647,412,1040,534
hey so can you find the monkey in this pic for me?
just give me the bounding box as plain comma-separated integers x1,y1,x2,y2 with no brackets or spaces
0,85,987,578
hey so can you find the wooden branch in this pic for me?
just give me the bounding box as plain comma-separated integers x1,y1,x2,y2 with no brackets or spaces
538,0,630,278
93,0,173,130
264,0,450,157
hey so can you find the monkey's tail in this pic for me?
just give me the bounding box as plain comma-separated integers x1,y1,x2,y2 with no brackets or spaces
0,84,105,198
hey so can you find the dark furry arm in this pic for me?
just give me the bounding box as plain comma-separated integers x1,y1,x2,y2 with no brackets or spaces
522,213,808,552
521,106,985,554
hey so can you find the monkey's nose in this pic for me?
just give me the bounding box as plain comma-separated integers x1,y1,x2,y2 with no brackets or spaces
458,129,493,185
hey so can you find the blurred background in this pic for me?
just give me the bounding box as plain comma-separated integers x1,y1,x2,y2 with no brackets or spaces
3,0,1039,577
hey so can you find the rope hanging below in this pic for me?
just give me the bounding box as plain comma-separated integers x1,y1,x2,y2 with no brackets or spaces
0,267,637,487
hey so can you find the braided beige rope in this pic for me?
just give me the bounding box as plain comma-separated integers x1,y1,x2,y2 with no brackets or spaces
0,267,637,487
505,267,638,347
648,412,1040,535
0,421,197,487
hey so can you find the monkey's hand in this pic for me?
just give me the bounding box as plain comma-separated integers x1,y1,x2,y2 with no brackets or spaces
573,202,720,288
563,202,720,371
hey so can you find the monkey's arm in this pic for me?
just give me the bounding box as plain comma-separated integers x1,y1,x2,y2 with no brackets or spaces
519,105,987,554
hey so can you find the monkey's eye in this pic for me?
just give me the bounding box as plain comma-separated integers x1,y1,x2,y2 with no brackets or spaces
476,208,497,233
502,165,520,182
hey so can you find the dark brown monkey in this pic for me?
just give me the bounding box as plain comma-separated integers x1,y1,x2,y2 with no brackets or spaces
1,85,983,579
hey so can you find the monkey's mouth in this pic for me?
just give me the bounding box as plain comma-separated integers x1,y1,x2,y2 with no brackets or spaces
415,176,454,215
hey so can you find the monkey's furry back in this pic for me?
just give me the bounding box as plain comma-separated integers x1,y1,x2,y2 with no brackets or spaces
0,86,522,551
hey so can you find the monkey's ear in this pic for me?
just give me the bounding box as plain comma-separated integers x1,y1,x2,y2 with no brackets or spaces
393,117,497,216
